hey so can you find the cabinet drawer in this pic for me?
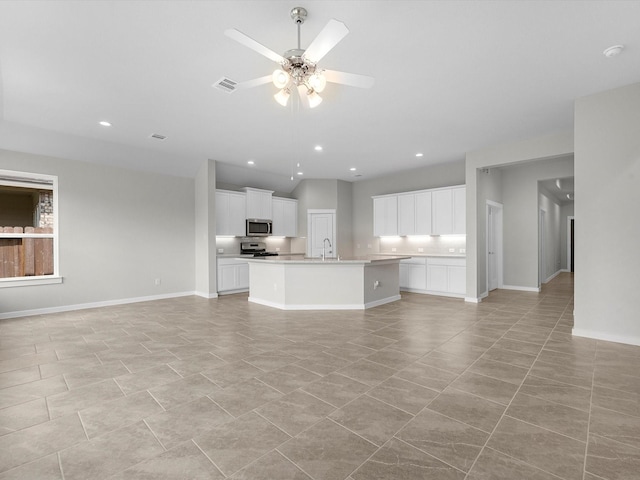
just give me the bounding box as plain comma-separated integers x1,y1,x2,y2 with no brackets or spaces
400,257,427,265
427,257,466,267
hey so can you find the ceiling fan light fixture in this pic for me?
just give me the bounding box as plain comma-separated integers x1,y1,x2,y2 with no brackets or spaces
274,88,290,106
272,69,290,88
308,72,327,93
307,90,322,108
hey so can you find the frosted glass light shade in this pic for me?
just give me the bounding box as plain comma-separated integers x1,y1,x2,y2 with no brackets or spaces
309,73,327,93
274,88,290,106
272,69,290,88
307,90,322,108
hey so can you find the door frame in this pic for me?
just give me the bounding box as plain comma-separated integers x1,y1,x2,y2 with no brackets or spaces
307,209,337,257
486,200,504,293
539,208,546,287
567,215,574,272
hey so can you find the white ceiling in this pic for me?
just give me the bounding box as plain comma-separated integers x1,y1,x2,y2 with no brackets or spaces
1,1,639,193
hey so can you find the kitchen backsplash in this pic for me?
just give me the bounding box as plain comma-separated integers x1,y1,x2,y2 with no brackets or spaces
377,235,466,255
215,236,293,254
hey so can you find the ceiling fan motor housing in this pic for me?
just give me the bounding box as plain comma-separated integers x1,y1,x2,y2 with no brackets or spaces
290,7,307,24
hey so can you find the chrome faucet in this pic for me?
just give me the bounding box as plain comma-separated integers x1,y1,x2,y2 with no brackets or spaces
322,238,332,260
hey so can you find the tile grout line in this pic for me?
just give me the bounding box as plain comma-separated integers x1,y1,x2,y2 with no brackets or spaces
582,340,597,480
461,292,573,479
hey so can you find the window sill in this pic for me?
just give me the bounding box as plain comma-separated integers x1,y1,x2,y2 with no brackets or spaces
0,276,63,288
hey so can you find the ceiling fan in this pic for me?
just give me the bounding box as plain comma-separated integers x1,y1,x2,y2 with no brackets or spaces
216,6,375,108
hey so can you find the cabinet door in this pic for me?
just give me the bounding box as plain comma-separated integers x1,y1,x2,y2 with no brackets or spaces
432,189,453,234
415,191,432,235
215,192,230,235
228,193,246,236
408,264,427,290
452,187,466,234
427,264,448,292
271,198,285,236
218,264,237,291
282,200,297,237
399,263,409,289
448,265,466,295
397,194,416,236
373,196,398,236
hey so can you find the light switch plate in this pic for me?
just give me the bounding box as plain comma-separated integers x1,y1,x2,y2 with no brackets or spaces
217,248,224,253
449,248,455,252
460,248,466,253
391,247,397,252
418,247,424,252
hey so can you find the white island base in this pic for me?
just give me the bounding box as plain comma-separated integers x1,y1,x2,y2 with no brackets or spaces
246,256,408,310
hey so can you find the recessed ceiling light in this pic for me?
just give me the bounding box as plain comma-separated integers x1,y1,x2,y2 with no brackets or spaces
297,172,303,176
415,153,423,157
99,121,111,127
314,145,323,151
603,45,624,57
350,167,357,171
247,160,255,165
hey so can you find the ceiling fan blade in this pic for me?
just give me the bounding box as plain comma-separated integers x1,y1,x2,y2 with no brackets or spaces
225,28,284,63
302,19,349,63
234,75,273,90
296,85,310,108
323,69,375,88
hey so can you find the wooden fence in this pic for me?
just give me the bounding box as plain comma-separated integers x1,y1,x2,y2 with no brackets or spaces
0,226,54,278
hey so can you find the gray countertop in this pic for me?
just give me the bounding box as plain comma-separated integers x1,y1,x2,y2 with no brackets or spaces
244,254,411,264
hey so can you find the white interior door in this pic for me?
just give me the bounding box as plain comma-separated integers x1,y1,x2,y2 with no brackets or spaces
308,210,336,258
487,201,503,292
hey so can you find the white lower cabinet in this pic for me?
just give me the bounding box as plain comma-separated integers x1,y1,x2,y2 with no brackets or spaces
426,257,466,297
217,258,249,294
399,258,427,292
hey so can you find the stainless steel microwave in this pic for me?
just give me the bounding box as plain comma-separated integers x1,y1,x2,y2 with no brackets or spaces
246,219,272,237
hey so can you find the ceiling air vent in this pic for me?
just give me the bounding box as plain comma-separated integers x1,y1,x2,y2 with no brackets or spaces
150,133,167,141
213,77,238,93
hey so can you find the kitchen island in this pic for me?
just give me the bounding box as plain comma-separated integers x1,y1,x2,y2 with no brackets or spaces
245,255,410,310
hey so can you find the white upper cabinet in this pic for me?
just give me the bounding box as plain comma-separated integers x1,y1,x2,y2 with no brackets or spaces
432,186,465,235
272,197,298,237
398,191,432,236
373,185,464,237
373,195,398,236
452,187,466,234
215,190,246,236
243,187,273,220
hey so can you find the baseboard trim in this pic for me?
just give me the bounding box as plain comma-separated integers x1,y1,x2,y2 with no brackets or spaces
572,328,640,347
248,294,401,311
194,291,219,299
545,269,562,283
502,284,541,293
0,291,196,320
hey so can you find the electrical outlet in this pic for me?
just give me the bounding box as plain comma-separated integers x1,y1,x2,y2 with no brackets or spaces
391,247,396,252
460,248,466,253
275,247,280,251
217,248,224,254
418,247,424,252
356,243,361,249
154,278,161,286
367,244,372,249
449,248,455,253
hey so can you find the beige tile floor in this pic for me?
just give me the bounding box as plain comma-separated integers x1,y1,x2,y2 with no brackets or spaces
1,273,639,479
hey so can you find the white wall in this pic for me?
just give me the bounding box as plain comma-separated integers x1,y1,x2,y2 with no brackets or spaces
574,81,640,345
336,180,353,257
539,185,563,282
0,149,195,316
194,159,217,298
